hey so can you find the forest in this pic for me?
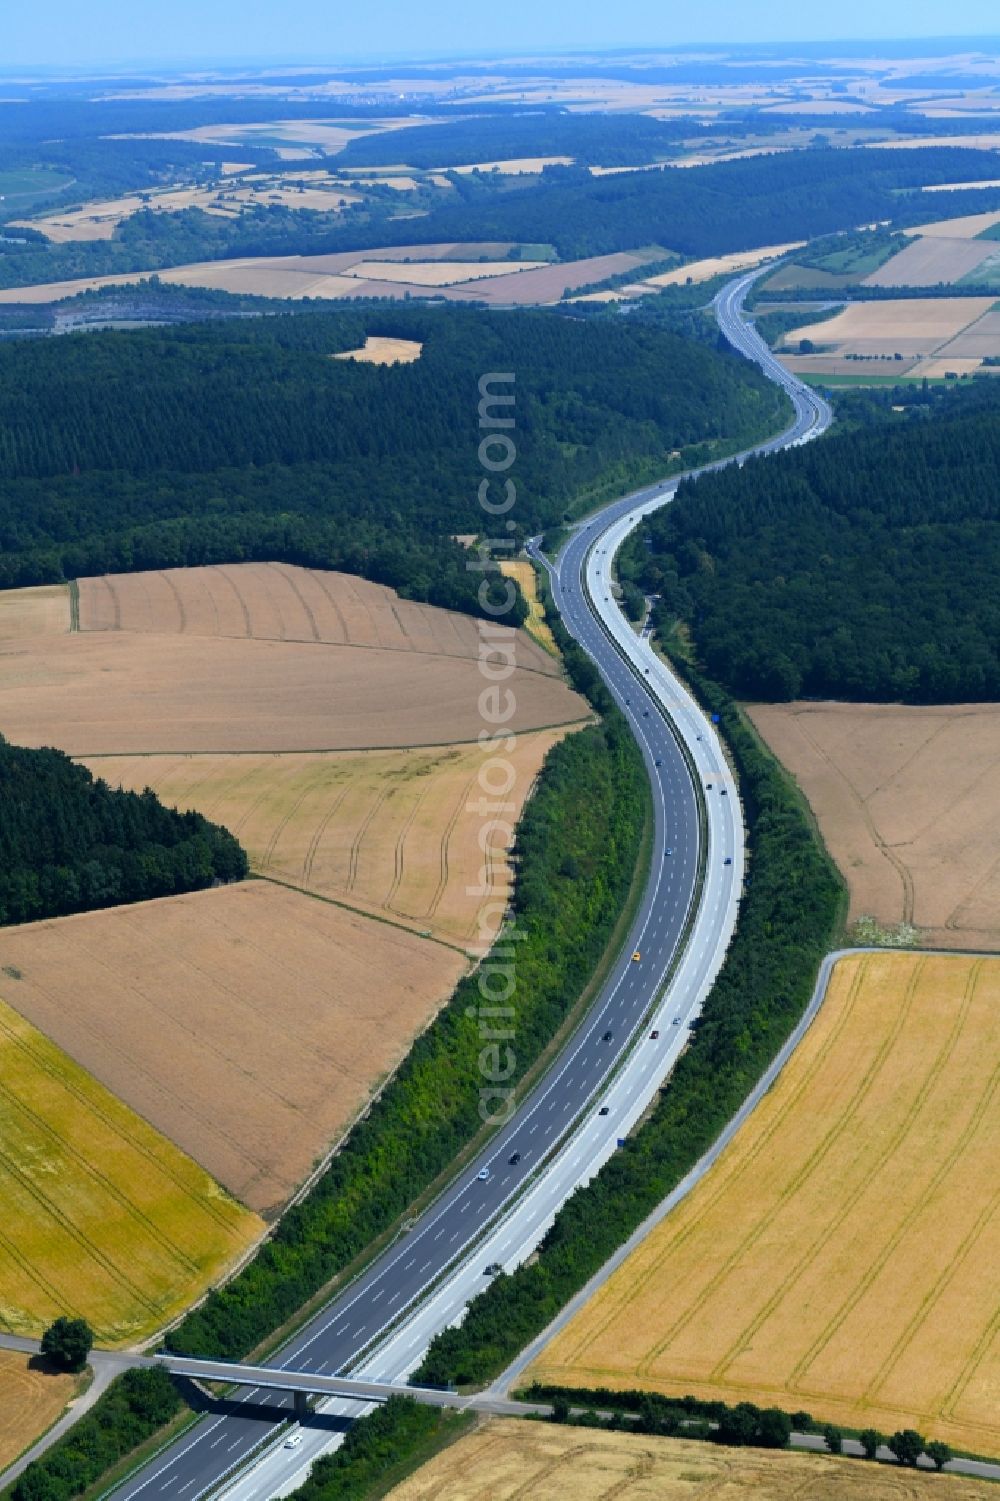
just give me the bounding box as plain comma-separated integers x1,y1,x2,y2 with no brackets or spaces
392,146,1000,261
624,392,1000,702
0,303,786,620
335,111,696,169
414,667,844,1388
0,738,247,926
168,707,649,1359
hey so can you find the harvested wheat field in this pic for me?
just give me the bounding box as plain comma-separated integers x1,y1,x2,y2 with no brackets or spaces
532,952,1000,1454
934,310,1000,359
0,996,261,1343
747,701,1000,948
0,565,584,756
0,241,518,304
343,259,545,284
0,1351,78,1472
0,583,69,640
450,156,573,173
385,1418,997,1500
0,882,466,1216
781,298,995,357
500,559,557,654
644,241,805,287
865,235,999,286
905,208,1000,238
75,564,562,666
909,356,984,378
82,731,570,950
333,335,423,364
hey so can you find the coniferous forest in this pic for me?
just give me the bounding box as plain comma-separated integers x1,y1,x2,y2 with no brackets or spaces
0,303,786,618
625,394,1000,703
0,737,247,927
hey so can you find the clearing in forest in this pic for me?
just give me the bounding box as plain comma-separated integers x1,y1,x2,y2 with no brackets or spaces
747,700,1000,949
333,336,423,364
0,1351,78,1472
0,882,467,1218
0,996,262,1344
531,952,1000,1454
383,1418,998,1499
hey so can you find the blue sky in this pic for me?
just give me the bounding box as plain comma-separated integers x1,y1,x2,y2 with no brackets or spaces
5,1,1000,70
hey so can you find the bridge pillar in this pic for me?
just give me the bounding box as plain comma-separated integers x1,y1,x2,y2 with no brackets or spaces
293,1389,309,1421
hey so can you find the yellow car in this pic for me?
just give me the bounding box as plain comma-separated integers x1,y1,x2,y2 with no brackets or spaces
632,950,641,963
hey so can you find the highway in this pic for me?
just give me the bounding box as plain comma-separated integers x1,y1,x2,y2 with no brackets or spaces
109,267,831,1500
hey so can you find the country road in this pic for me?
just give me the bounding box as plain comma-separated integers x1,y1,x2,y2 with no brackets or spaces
97,266,832,1500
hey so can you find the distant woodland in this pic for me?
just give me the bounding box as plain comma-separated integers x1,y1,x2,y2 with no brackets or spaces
0,738,247,926
0,304,785,617
6,142,1000,287
624,392,1000,703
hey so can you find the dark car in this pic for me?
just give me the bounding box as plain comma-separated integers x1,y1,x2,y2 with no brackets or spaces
721,788,728,796
598,1105,610,1116
484,1262,503,1275
724,857,732,865
508,1151,521,1166
602,1029,613,1041
649,1029,660,1040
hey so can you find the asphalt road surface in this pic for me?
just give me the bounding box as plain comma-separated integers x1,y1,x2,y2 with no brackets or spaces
110,268,831,1500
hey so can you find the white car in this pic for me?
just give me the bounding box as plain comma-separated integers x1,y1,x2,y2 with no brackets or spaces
284,1431,303,1449
477,1167,490,1182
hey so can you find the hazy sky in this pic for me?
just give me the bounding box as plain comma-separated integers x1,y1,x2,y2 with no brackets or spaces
5,0,1000,69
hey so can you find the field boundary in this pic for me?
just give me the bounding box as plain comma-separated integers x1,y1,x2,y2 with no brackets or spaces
63,716,593,760
252,873,474,960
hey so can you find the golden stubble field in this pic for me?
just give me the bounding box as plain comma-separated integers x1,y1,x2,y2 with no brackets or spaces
384,1418,999,1500
747,701,1000,948
865,235,999,286
780,297,996,358
499,559,558,654
0,247,649,306
333,335,423,364
82,734,570,952
0,564,585,755
0,1351,78,1472
532,953,1000,1454
0,996,262,1343
0,882,467,1217
0,565,586,1219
